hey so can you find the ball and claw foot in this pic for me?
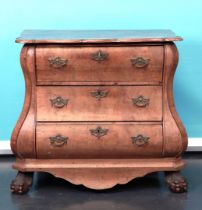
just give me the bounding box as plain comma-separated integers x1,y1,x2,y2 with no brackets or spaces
165,171,188,193
10,171,34,194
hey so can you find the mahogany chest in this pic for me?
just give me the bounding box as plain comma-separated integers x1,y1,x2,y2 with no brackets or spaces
11,30,188,194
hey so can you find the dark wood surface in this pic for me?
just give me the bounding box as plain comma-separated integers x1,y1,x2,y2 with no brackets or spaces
16,30,182,43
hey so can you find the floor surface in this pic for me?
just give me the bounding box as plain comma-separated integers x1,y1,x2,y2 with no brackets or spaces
0,153,202,210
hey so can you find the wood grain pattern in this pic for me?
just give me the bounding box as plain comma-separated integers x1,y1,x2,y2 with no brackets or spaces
13,157,185,190
162,43,188,157
12,30,187,192
36,122,163,158
36,45,163,84
11,45,36,158
36,86,162,121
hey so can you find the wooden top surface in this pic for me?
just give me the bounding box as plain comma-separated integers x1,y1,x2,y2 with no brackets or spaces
16,30,182,44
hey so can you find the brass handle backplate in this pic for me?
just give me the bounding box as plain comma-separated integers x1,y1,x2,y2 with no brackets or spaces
50,96,69,108
131,134,150,146
90,126,109,139
131,57,150,68
91,89,108,100
132,95,150,107
91,50,108,62
48,57,68,68
49,134,68,147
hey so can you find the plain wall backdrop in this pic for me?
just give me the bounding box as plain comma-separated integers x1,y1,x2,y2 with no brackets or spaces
0,0,201,141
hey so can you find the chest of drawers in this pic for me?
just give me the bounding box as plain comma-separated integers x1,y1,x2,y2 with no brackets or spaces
11,30,188,194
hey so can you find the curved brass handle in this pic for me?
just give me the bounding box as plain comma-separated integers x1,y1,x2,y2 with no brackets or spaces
131,134,150,146
132,95,150,107
50,96,69,108
48,57,68,68
90,126,109,139
91,89,108,100
131,57,150,68
91,50,108,62
49,134,68,147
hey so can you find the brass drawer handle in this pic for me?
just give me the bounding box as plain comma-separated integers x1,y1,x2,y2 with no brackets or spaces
90,126,109,139
91,50,108,62
91,88,108,100
131,134,150,146
48,57,68,68
131,57,150,68
132,95,150,107
50,96,69,108
49,134,68,147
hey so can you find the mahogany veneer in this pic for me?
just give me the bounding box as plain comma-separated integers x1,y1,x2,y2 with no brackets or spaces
11,30,188,194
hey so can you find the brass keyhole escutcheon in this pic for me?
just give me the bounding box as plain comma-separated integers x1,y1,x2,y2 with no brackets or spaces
91,50,108,62
91,89,108,100
90,126,109,139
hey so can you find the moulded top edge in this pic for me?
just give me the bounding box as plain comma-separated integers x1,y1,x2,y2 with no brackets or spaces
16,30,183,44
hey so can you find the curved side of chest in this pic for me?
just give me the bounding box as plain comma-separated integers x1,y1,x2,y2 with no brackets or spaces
11,45,36,158
162,42,188,157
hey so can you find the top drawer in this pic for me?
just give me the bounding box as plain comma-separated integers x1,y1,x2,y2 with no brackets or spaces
36,45,163,84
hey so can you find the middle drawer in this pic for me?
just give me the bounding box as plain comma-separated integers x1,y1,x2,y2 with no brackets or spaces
37,86,162,121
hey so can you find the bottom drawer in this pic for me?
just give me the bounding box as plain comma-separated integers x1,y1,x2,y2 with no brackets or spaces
36,123,163,158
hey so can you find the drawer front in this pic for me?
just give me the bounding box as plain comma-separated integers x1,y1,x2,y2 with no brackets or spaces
37,86,162,121
36,123,163,158
36,45,163,84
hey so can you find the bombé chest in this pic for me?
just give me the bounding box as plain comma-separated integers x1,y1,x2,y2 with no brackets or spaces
11,30,188,193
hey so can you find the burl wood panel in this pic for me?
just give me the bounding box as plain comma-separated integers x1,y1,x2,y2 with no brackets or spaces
36,86,162,121
36,45,163,84
36,123,163,158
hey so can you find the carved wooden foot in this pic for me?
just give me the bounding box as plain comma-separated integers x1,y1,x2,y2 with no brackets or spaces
165,171,188,193
10,171,34,194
